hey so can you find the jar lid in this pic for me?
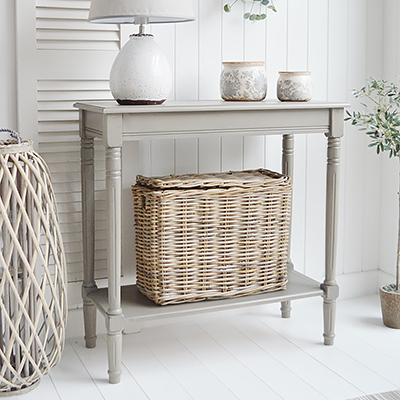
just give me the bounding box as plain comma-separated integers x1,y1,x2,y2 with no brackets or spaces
278,71,311,75
223,61,265,67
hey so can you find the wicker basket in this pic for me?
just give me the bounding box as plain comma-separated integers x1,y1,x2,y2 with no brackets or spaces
132,169,292,306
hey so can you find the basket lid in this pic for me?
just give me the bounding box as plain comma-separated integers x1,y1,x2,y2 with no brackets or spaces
136,169,290,190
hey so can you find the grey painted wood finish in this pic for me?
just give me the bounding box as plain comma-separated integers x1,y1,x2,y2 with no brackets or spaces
75,100,347,384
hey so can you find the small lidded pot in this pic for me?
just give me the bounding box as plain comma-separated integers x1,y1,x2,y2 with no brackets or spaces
277,71,312,102
220,62,267,101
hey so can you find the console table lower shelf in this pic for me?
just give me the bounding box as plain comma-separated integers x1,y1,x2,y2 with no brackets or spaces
89,269,323,328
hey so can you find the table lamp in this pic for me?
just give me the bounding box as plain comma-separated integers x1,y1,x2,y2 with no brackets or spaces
88,0,195,105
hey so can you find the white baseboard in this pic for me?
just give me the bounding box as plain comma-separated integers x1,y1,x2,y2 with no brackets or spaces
67,281,83,310
378,269,396,288
335,269,399,299
335,270,380,299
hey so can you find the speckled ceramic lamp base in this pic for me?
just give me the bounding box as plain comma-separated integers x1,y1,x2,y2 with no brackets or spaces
109,34,172,106
380,286,400,329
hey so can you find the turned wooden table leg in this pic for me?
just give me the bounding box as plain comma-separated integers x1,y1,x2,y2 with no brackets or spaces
81,132,97,349
281,134,294,319
322,135,341,345
105,146,124,384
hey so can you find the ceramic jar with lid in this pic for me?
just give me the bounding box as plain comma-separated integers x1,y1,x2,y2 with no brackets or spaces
220,62,267,101
277,71,312,102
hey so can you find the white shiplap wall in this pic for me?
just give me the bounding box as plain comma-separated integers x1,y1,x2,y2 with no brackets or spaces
380,0,400,280
7,0,392,305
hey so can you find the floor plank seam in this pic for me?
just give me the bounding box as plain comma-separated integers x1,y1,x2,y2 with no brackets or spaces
68,338,107,400
165,323,242,400
224,315,330,400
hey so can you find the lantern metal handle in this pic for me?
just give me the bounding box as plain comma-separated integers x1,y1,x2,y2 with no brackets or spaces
0,129,22,144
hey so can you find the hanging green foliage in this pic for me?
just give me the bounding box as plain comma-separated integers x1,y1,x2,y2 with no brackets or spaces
223,0,277,21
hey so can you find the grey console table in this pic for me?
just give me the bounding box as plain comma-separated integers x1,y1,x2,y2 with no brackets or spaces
74,100,346,384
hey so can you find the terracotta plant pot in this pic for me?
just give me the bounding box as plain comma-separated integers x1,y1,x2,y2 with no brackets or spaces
380,285,400,329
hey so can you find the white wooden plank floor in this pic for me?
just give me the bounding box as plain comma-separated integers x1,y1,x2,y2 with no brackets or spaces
7,295,400,400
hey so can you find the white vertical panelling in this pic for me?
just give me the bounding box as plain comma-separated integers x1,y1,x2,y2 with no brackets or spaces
197,0,222,196
343,0,367,275
383,0,398,81
10,0,392,304
175,138,198,174
151,139,175,176
380,0,400,277
174,2,199,177
287,0,308,71
138,140,151,176
244,9,266,62
222,0,244,62
266,0,288,99
265,136,282,173
243,136,265,170
243,12,266,175
380,155,399,277
16,0,38,142
366,0,383,79
327,0,349,102
198,0,222,100
221,136,244,172
361,1,383,272
198,137,221,173
263,1,288,251
122,141,140,282
308,0,328,101
175,0,199,101
151,23,175,102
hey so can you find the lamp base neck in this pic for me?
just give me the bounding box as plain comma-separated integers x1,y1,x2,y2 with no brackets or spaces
129,33,153,38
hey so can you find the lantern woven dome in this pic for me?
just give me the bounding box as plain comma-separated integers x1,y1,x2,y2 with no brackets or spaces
0,135,67,394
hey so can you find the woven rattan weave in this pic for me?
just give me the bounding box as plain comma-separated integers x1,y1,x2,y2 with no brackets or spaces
132,169,292,306
0,139,67,394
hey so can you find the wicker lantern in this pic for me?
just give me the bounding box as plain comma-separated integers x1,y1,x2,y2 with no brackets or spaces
0,129,67,394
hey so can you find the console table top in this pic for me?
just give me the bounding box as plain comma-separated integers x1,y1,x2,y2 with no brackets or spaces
74,99,349,115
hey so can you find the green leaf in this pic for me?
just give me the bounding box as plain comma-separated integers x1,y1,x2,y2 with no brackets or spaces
224,4,231,12
260,13,267,19
250,13,257,20
261,0,269,4
244,12,250,19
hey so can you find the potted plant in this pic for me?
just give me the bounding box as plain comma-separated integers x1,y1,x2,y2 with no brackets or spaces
345,77,400,328
223,0,277,21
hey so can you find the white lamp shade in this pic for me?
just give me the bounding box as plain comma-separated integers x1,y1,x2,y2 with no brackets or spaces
88,0,195,24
